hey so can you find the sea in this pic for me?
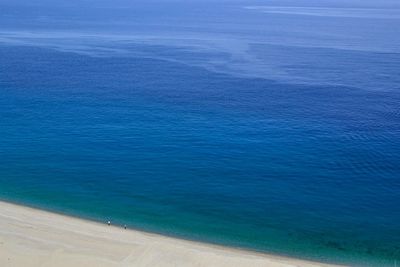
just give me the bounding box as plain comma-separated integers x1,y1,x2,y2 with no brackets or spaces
0,0,399,266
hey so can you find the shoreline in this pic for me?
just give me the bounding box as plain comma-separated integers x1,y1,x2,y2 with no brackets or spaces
0,200,343,267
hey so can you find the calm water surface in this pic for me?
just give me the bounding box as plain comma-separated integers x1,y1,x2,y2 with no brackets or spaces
0,1,399,266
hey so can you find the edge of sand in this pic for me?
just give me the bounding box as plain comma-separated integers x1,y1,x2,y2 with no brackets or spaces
0,200,343,267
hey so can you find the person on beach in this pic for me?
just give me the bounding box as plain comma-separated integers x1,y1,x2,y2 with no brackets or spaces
107,220,111,226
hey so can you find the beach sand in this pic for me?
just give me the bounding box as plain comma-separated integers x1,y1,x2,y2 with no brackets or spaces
0,201,341,267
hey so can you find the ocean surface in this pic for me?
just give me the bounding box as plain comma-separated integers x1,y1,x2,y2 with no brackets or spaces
0,0,400,266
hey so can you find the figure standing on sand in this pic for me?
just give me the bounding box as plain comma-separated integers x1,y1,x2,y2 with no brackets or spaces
106,220,126,229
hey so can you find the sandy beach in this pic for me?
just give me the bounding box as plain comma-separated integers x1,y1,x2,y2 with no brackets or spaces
0,201,341,267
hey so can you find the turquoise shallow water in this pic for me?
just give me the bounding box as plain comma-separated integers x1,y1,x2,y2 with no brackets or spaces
1,1,400,266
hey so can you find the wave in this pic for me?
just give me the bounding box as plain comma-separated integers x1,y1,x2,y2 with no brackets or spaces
245,6,400,19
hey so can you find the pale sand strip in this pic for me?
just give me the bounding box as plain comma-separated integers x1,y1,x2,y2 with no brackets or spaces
0,201,342,267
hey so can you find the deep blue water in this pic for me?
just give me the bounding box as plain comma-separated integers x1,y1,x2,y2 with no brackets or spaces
1,1,400,266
